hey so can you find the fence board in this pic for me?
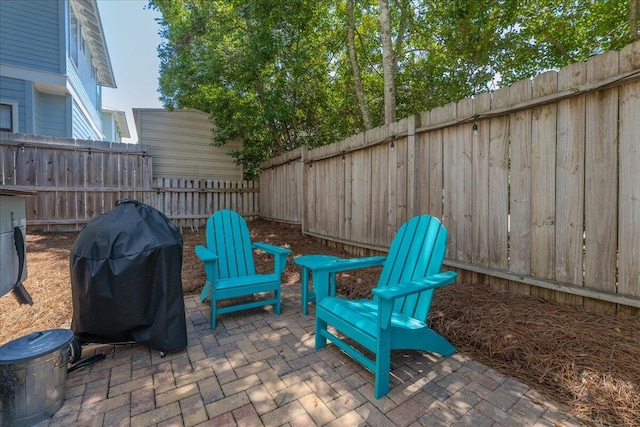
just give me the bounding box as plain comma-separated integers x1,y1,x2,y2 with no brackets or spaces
584,50,619,314
458,98,474,267
23,145,38,224
531,70,558,300
305,161,316,232
488,86,510,292
555,61,587,307
329,157,342,237
406,115,417,217
508,78,533,295
426,104,451,220
443,101,461,259
416,113,429,216
471,93,491,284
309,158,323,235
40,147,56,225
618,42,640,317
350,146,372,244
316,159,329,236
372,141,389,245
343,142,353,239
390,119,409,236
392,133,408,238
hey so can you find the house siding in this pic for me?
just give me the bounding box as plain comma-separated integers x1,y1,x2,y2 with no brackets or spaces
1,0,113,141
0,0,61,74
67,19,101,114
34,89,42,133
37,92,67,137
0,77,27,133
72,98,98,140
66,4,102,138
102,112,122,142
67,57,101,136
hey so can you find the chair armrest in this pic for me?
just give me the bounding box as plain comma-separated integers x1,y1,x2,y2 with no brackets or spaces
195,245,218,262
372,271,457,301
252,242,292,256
309,256,386,303
252,242,291,275
373,271,457,330
311,256,386,273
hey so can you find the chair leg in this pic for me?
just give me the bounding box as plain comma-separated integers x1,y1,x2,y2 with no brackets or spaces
374,354,391,398
274,289,281,315
301,267,308,315
209,296,217,330
315,316,328,349
423,329,456,357
374,331,391,398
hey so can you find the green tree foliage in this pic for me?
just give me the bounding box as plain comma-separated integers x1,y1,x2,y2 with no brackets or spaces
149,0,637,178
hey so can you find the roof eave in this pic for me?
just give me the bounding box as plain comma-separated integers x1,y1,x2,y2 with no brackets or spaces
71,0,116,88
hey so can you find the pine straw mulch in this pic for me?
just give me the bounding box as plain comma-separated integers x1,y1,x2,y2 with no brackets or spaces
1,218,639,426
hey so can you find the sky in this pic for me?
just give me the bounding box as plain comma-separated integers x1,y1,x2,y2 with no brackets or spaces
98,0,164,143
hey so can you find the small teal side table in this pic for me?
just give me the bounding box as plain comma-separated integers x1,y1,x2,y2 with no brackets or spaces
294,255,340,315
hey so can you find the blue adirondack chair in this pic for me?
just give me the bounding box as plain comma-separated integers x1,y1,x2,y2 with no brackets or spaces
312,215,457,398
195,210,292,330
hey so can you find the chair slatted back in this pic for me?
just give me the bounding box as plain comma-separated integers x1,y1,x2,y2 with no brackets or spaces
376,215,448,320
205,210,256,279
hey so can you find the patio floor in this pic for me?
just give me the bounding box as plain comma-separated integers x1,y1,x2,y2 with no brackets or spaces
38,284,584,427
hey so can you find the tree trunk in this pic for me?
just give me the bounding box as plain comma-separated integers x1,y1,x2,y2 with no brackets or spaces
379,0,396,124
348,0,372,129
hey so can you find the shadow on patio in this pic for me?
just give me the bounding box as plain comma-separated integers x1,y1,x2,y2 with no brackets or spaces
43,284,582,427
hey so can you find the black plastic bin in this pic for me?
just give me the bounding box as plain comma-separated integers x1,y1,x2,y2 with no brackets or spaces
69,199,187,354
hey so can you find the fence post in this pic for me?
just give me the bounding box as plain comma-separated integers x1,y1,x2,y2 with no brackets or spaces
407,114,419,217
301,145,308,235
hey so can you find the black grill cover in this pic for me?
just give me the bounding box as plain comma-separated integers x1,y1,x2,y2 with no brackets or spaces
70,199,187,354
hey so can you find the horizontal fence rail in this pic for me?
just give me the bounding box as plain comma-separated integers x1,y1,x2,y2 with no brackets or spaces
259,41,640,317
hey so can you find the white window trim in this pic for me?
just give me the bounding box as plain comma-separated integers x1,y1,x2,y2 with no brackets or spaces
0,100,19,132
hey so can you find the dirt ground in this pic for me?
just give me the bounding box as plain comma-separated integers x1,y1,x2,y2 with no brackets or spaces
1,218,639,426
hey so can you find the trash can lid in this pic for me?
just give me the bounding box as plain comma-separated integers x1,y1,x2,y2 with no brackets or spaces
0,329,74,364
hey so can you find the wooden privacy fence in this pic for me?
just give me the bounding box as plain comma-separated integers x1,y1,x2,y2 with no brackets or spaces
0,133,259,230
260,41,640,316
151,178,259,229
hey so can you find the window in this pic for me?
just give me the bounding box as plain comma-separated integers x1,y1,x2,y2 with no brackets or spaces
79,24,86,56
70,14,78,65
0,101,19,132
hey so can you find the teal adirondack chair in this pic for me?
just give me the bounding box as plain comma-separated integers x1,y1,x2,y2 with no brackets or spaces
196,210,291,330
313,215,458,398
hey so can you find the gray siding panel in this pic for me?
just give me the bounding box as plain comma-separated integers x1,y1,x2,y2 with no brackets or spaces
0,0,61,73
136,109,243,180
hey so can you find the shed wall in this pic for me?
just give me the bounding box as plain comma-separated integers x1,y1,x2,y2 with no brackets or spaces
134,109,243,180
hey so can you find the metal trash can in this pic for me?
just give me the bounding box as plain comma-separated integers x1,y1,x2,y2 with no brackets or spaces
0,329,73,427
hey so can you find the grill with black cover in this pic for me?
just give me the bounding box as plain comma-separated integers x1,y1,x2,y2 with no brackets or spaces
70,199,187,355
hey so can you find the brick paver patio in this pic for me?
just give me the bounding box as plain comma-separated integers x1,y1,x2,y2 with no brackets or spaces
36,284,585,426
